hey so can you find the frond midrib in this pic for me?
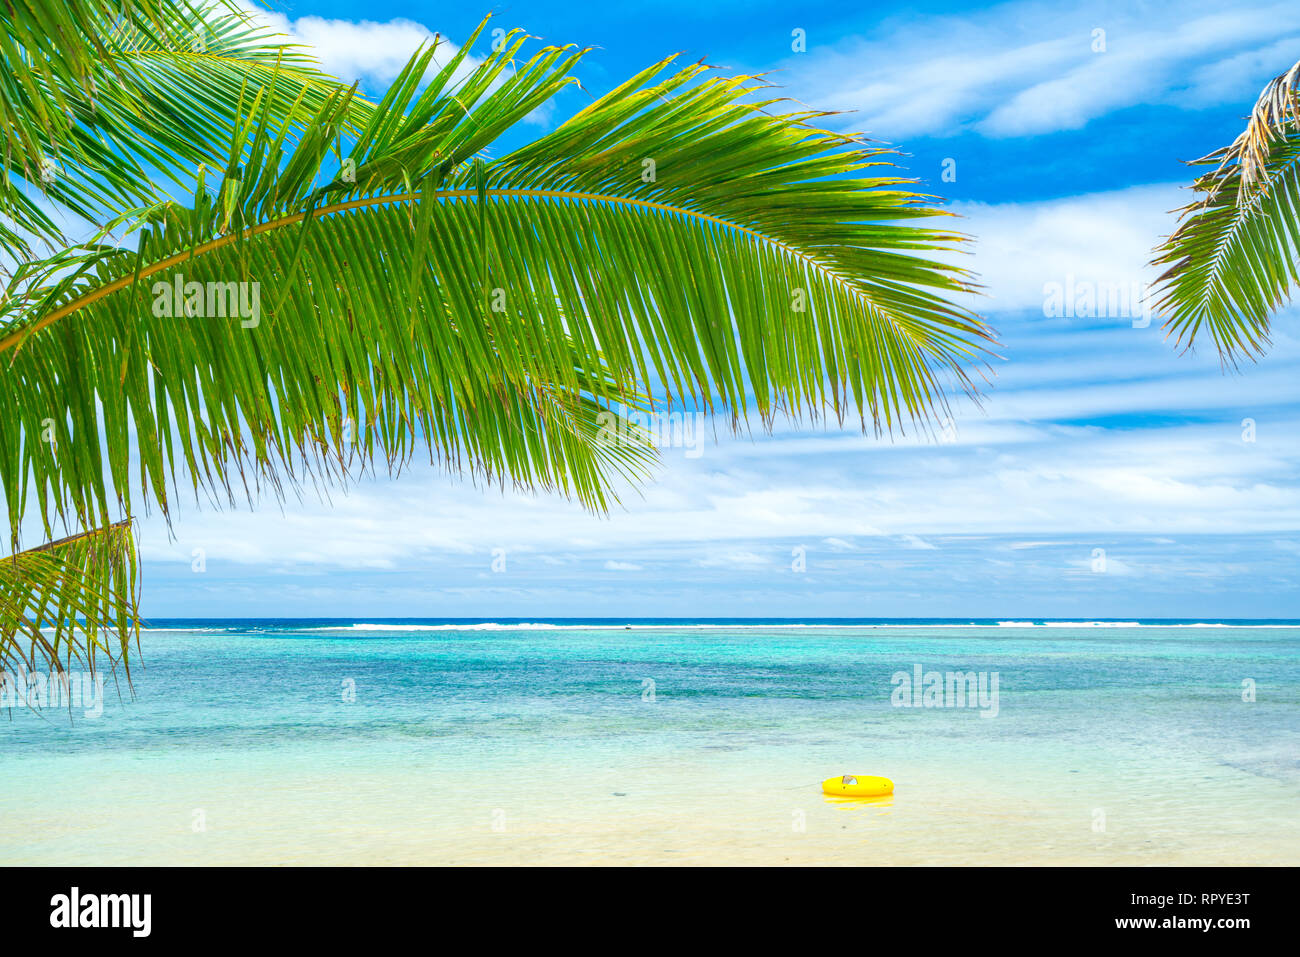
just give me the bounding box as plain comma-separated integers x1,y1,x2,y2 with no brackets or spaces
0,187,962,356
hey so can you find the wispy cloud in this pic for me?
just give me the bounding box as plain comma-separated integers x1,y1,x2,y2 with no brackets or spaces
948,182,1184,314
604,560,644,571
775,0,1300,140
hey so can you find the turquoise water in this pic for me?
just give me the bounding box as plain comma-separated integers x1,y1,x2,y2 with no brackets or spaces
2,621,1297,864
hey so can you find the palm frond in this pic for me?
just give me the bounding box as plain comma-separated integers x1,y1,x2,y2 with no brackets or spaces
1,28,989,547
0,519,138,682
0,1,196,151
1151,58,1300,363
1238,59,1300,190
1,1,356,258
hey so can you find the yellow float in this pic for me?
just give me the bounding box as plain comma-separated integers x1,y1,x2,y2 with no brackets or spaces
822,774,893,797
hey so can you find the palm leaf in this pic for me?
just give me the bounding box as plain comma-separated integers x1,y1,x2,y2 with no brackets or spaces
1,29,990,541
0,519,138,682
1151,58,1300,363
1,1,356,259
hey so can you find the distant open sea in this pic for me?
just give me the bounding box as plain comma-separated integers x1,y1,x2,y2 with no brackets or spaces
3,618,1297,865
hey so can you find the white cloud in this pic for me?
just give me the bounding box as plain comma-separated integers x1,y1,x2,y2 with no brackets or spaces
977,12,1297,137
239,3,481,94
603,560,643,571
777,0,1300,140
133,405,1300,573
289,16,441,89
946,182,1182,315
1174,36,1300,106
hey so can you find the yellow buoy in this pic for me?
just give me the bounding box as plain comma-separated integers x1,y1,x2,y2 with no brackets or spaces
822,774,893,797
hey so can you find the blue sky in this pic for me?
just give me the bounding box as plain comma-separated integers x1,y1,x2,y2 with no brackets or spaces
137,0,1300,618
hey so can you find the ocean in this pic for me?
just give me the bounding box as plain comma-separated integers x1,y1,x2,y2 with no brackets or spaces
2,619,1297,865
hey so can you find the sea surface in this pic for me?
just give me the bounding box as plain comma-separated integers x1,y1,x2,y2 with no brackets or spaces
2,619,1297,865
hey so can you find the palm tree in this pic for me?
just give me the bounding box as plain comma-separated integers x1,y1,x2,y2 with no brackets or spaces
1,1,993,685
1152,60,1300,362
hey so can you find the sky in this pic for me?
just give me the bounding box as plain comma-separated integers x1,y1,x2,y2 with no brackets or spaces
134,0,1300,619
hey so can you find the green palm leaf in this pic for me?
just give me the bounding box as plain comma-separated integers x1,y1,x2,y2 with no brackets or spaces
0,519,138,683
1,1,356,258
1151,59,1300,363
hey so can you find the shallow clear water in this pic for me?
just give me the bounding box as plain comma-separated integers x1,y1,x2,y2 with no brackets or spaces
2,620,1297,864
